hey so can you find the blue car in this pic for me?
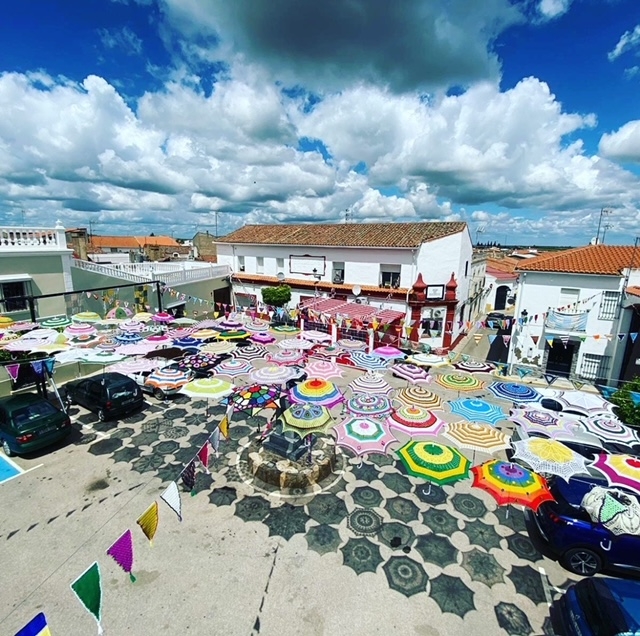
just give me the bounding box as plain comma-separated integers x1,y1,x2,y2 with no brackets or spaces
551,577,640,635
525,475,640,577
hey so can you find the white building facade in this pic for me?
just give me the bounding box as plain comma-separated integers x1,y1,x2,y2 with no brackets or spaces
216,221,473,350
506,245,640,385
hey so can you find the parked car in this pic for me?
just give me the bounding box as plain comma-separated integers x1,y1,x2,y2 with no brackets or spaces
126,364,192,400
525,475,640,577
64,372,144,421
0,393,71,456
550,577,640,635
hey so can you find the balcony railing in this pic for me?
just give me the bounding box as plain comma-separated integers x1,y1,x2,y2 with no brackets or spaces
0,221,69,251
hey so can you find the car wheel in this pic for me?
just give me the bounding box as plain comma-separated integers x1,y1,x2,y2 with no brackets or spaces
2,439,14,457
153,388,165,400
97,409,106,422
562,547,602,576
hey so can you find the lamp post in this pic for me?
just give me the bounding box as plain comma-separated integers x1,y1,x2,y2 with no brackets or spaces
312,268,322,299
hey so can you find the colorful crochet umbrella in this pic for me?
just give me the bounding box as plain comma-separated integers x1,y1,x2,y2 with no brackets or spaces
118,320,147,334
211,358,253,378
40,315,71,329
133,312,154,322
202,340,237,355
349,371,394,396
71,311,102,323
172,336,202,349
145,367,192,391
397,441,470,485
9,321,39,332
350,351,390,371
282,403,334,436
250,332,276,344
449,399,506,426
231,344,269,361
388,406,446,437
244,318,271,332
177,353,219,373
345,394,394,419
217,317,244,330
453,359,495,374
64,322,97,338
180,377,234,401
115,342,159,355
224,384,281,413
372,345,406,360
270,324,300,334
395,386,443,410
391,363,431,385
471,460,554,511
172,317,198,326
105,306,131,320
249,364,304,385
300,329,332,343
216,329,250,341
0,316,14,328
405,353,449,367
488,382,542,403
313,345,341,358
436,373,485,392
591,454,640,496
337,338,367,351
114,331,144,345
110,358,160,374
289,378,344,408
334,416,396,457
267,348,306,366
304,359,344,381
166,327,196,339
192,329,220,341
512,438,589,482
579,416,638,444
278,337,315,350
509,408,581,439
68,334,103,348
443,422,511,455
145,333,172,345
79,350,126,364
152,312,174,323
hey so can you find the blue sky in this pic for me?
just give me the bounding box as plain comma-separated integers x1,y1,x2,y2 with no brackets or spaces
0,0,639,246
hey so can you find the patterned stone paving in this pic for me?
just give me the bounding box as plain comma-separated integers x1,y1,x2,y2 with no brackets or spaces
62,387,572,634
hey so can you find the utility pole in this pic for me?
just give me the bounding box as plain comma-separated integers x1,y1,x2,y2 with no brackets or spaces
595,208,612,244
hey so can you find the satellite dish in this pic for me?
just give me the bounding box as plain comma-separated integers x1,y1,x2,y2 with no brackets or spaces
276,272,285,282
352,285,361,297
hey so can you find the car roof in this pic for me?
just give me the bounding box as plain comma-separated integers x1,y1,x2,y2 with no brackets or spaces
0,393,47,409
88,372,133,386
590,578,640,632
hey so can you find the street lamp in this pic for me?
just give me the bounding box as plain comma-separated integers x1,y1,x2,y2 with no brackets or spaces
312,268,322,298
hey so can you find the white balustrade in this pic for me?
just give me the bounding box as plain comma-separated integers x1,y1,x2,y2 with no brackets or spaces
0,220,68,251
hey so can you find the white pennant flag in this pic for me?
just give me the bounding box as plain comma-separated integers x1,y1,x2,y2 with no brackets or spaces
210,427,221,455
160,481,182,522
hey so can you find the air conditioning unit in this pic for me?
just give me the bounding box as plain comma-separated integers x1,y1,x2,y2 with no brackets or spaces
423,308,433,319
354,298,362,304
433,309,445,319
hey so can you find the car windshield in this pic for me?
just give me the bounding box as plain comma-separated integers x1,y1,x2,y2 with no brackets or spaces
107,383,137,399
11,401,58,430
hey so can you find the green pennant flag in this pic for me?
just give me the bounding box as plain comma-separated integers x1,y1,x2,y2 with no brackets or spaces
71,562,103,634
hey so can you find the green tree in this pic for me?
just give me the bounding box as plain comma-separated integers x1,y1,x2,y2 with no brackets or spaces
261,285,291,308
610,376,640,427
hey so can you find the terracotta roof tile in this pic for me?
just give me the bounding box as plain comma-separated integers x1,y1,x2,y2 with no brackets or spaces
516,245,639,275
486,257,519,275
218,221,467,248
135,236,180,247
627,286,640,298
89,236,140,249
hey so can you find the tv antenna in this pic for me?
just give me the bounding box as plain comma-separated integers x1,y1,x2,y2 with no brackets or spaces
475,224,487,245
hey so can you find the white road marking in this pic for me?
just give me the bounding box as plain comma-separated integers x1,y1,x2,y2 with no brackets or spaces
0,462,43,484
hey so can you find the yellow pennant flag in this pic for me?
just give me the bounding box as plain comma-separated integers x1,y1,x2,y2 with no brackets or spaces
372,318,379,331
137,501,159,546
213,311,219,319
219,415,230,439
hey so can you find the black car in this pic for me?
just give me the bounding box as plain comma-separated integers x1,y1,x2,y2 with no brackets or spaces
0,394,72,456
64,372,144,421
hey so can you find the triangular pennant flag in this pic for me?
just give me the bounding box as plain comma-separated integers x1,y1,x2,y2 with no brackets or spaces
559,335,570,348
462,354,470,363
70,562,103,634
570,379,586,390
219,415,230,440
5,363,20,381
617,333,626,341
448,351,457,362
182,461,197,495
631,333,638,343
546,338,554,348
516,367,531,379
160,481,182,522
630,392,640,407
197,442,211,473
502,335,511,346
543,373,557,386
487,335,497,344
210,427,221,454
597,385,617,399
30,361,44,376
473,334,482,344
530,335,539,345
43,358,55,375
15,612,51,636
136,501,159,545
106,529,136,582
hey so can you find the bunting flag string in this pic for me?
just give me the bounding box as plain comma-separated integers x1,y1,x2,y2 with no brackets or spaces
197,442,211,474
160,481,183,522
136,502,159,545
181,461,197,495
106,529,136,583
15,612,52,636
70,562,104,635
543,373,558,386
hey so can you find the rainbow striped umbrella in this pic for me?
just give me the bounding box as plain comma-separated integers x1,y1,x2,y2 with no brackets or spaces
371,345,406,360
346,394,394,419
119,320,147,334
471,460,554,511
349,371,393,396
392,363,431,385
334,416,396,457
397,441,470,485
152,312,174,324
350,351,390,371
145,367,192,391
289,378,344,408
244,318,271,332
388,406,446,437
436,373,485,392
395,386,443,410
133,312,154,322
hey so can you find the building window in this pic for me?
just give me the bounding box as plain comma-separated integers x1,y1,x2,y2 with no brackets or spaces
0,281,30,312
257,257,264,274
237,256,245,272
235,293,256,309
380,264,401,288
559,288,580,309
276,258,285,274
464,261,469,277
598,291,620,320
580,354,610,381
332,262,345,284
